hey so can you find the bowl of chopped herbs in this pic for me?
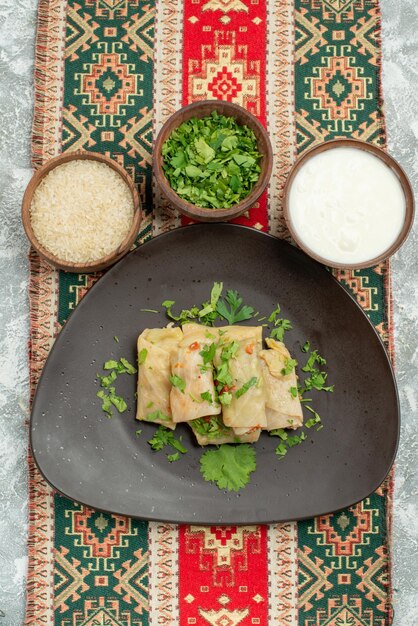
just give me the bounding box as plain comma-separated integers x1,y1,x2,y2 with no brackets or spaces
154,100,273,221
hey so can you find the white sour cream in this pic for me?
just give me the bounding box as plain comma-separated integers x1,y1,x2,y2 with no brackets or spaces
288,147,406,265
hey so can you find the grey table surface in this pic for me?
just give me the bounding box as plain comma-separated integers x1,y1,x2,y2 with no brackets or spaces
0,0,417,623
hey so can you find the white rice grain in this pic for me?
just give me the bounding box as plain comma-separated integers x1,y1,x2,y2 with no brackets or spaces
30,159,135,263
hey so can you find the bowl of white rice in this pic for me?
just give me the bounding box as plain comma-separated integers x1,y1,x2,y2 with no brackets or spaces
22,151,141,273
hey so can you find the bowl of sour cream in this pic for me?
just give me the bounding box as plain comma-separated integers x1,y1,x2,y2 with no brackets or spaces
283,139,414,269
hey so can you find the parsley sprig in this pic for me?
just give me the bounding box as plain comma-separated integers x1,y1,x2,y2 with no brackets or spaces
216,290,255,325
200,444,256,491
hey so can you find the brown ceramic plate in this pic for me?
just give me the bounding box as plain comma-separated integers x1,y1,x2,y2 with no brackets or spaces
30,224,399,524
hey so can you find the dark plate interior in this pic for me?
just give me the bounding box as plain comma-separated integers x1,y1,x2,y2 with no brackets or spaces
30,224,399,524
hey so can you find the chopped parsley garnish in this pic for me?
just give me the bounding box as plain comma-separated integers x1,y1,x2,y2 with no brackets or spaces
138,349,148,365
104,360,119,370
275,442,288,458
161,111,262,209
109,394,127,413
97,390,113,416
102,358,137,376
270,320,292,342
302,350,326,371
97,370,117,388
191,415,231,440
270,428,288,440
198,282,223,323
305,406,322,429
167,452,181,462
281,358,297,376
289,386,298,398
286,432,307,447
120,357,137,374
219,392,233,406
268,303,293,342
148,425,187,460
270,429,307,458
220,340,239,361
235,376,258,398
200,391,213,404
200,342,216,364
301,340,310,353
139,308,159,313
145,410,170,422
215,362,233,387
135,429,142,437
170,374,186,393
114,336,119,343
216,289,255,325
200,444,256,491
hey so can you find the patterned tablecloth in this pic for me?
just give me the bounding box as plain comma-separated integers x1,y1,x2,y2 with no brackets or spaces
26,1,393,624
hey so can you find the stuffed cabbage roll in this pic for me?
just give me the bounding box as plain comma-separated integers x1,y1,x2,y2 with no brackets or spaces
215,335,267,431
136,327,183,429
259,338,303,430
170,329,221,423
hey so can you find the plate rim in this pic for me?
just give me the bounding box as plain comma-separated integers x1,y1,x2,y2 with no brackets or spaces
30,223,400,524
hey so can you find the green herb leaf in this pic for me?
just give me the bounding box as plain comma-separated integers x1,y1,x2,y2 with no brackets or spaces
191,415,231,439
104,359,119,370
167,452,181,462
301,340,310,353
220,340,239,361
281,358,297,376
109,393,127,413
170,374,186,394
138,349,148,365
97,370,117,388
200,391,213,404
219,391,233,406
275,443,288,458
114,336,119,343
120,357,137,374
235,377,258,398
194,137,215,163
215,362,233,387
269,428,288,440
200,444,256,491
148,425,187,455
289,386,298,398
216,289,254,325
200,343,216,365
97,390,113,416
135,429,142,437
270,319,293,342
145,409,170,422
302,350,326,372
268,304,281,323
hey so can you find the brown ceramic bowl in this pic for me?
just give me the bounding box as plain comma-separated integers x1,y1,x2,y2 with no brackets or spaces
153,100,273,222
283,139,414,269
22,151,141,273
